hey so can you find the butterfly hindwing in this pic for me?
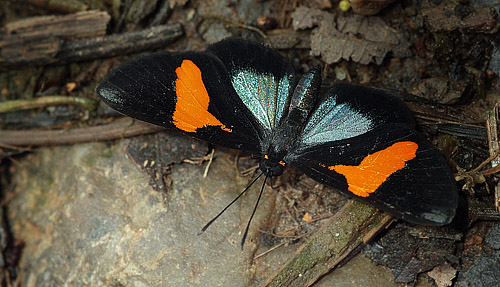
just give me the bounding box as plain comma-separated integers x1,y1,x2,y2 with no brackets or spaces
298,83,416,147
289,84,457,225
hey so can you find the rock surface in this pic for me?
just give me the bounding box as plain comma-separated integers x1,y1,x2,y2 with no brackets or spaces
8,137,398,286
8,139,274,286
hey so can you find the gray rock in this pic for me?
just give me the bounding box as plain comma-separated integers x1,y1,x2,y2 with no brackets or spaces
8,141,274,286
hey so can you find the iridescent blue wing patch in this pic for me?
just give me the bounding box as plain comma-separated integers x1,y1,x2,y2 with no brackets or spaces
298,83,415,147
300,94,374,145
207,38,295,133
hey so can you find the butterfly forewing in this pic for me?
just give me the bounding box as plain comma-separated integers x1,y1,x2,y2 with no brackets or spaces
96,51,264,152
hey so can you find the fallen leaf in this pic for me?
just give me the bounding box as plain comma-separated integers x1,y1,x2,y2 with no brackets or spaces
302,212,313,223
291,7,411,65
428,263,456,287
292,6,332,30
66,82,77,92
407,77,464,104
394,256,421,283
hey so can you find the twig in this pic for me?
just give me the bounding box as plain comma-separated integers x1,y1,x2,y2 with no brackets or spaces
0,143,33,152
0,96,97,113
486,102,500,214
203,149,215,178
455,150,500,181
0,118,164,146
258,228,301,239
254,242,287,260
240,165,259,175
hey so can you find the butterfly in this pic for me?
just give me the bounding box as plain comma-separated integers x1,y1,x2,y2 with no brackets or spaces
96,38,458,247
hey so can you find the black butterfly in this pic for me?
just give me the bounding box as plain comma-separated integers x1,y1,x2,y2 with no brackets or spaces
96,38,458,247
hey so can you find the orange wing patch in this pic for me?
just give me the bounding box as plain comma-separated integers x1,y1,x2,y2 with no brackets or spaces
330,141,418,197
172,60,232,133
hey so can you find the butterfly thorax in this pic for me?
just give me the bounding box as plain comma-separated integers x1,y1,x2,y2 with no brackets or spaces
260,123,300,176
259,66,322,177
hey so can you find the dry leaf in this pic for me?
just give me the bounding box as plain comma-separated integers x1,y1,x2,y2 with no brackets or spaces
302,212,313,223
66,82,77,92
292,7,332,30
428,263,456,287
292,7,411,65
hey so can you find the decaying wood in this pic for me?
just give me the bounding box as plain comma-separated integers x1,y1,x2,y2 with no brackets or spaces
0,10,109,68
262,200,393,287
486,103,500,214
56,23,183,63
421,4,499,33
3,10,109,41
26,0,89,13
0,11,184,70
0,119,164,147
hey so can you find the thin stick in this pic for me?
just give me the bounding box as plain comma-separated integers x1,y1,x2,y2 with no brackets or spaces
203,149,215,178
0,118,164,146
0,96,97,113
254,242,286,260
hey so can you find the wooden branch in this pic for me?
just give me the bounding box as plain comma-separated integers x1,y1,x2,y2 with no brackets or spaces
3,10,109,41
486,102,500,214
262,200,393,287
0,11,184,70
56,23,183,63
26,0,89,13
0,96,97,113
0,119,165,146
0,10,108,68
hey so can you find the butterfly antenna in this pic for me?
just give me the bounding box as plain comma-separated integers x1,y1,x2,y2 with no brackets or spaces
240,173,269,249
198,172,264,235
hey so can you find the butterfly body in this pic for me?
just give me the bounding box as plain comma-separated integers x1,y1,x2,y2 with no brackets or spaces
97,38,458,228
259,66,322,177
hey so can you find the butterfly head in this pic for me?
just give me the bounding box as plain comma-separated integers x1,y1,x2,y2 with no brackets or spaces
259,154,286,177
